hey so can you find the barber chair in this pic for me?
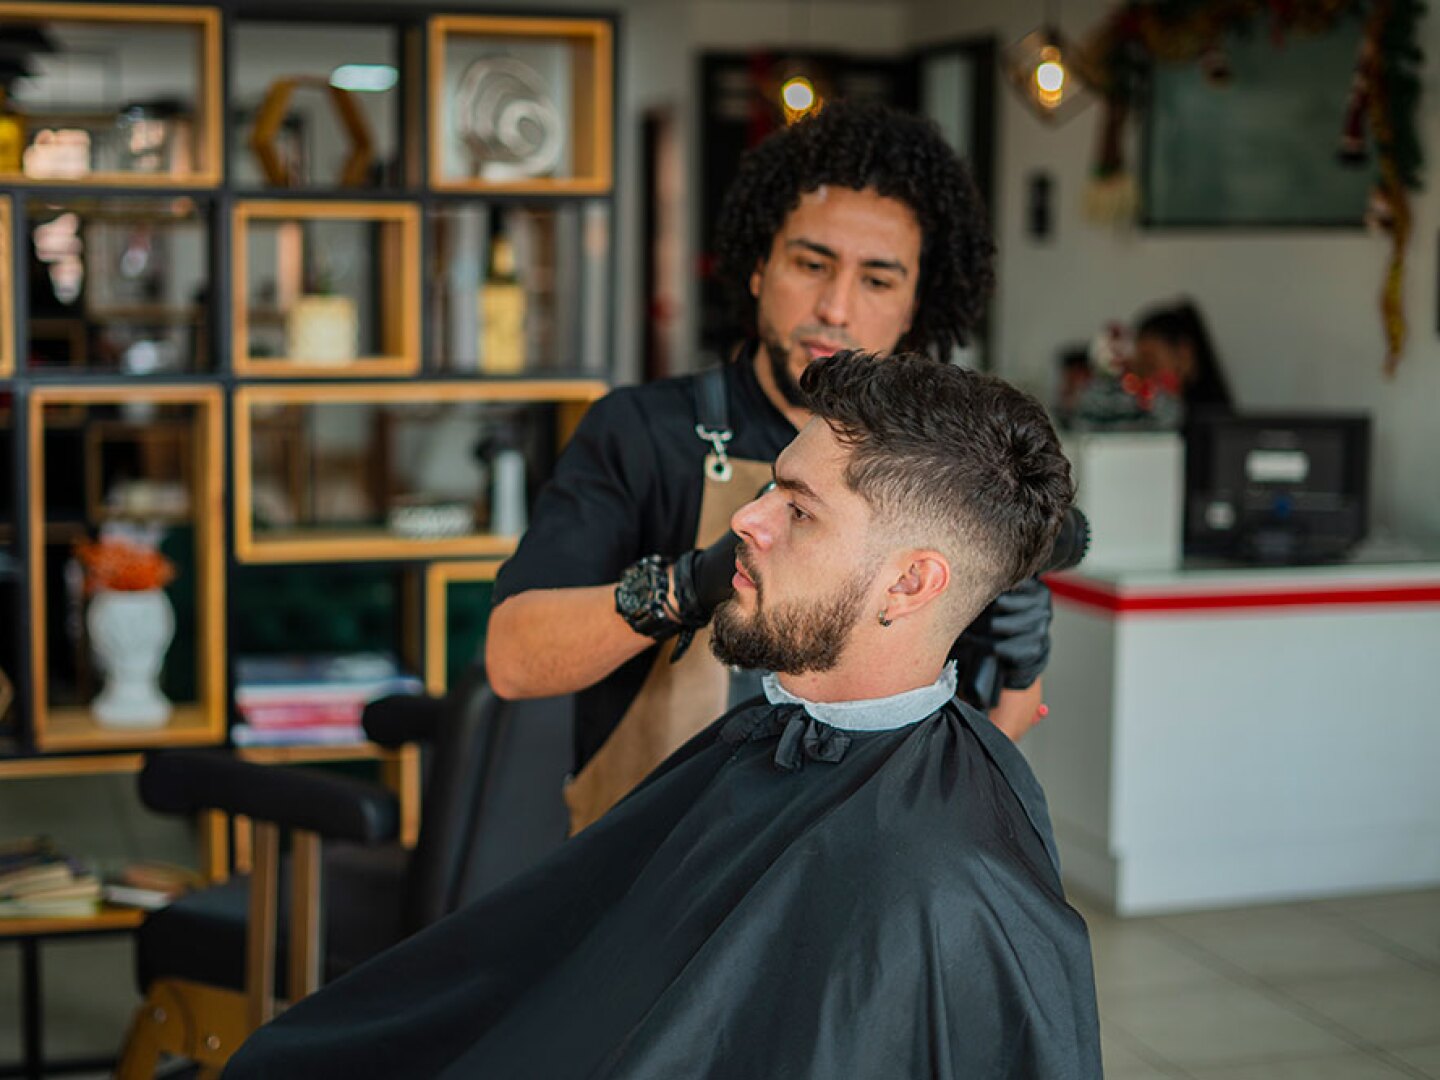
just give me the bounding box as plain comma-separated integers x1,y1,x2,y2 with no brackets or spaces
113,665,572,1077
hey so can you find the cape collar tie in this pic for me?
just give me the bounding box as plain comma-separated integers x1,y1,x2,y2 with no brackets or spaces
719,662,958,772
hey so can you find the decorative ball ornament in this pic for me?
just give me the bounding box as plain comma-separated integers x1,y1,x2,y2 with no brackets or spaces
454,55,564,180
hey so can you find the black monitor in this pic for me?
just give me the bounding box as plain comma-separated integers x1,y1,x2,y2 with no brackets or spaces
1184,411,1371,565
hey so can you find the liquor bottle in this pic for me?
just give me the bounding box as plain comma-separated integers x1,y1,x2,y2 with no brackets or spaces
479,233,525,374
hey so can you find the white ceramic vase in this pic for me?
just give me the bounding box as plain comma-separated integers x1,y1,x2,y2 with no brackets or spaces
87,588,175,729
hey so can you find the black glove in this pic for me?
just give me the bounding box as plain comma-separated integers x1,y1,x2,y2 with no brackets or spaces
671,530,742,630
951,576,1053,709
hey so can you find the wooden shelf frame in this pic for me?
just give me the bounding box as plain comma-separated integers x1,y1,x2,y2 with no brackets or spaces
423,559,503,694
27,385,226,751
234,379,605,563
232,200,422,378
428,15,614,196
0,197,11,378
0,752,143,780
0,905,146,939
0,2,223,189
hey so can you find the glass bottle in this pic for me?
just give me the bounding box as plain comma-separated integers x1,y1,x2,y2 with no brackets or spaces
479,233,526,375
0,86,25,174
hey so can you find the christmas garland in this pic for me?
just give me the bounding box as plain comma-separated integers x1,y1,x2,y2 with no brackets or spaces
1082,0,1425,374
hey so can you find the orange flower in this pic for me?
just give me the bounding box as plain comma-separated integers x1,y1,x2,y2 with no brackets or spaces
74,539,176,594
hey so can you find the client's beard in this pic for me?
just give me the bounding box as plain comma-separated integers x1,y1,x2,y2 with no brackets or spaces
710,558,872,674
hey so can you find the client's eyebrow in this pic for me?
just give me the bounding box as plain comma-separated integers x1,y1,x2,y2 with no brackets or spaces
772,465,825,505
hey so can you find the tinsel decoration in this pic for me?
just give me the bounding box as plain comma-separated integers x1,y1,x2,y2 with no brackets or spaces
1336,34,1374,164
1082,0,1425,374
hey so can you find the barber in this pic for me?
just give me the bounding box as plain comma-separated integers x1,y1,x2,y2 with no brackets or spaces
487,102,1053,834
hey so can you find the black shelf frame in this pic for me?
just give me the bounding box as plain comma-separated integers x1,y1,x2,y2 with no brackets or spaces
0,0,621,761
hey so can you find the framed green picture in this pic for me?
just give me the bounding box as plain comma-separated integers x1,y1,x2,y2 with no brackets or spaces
1143,18,1371,228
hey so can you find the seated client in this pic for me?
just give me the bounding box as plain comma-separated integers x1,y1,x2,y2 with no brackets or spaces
225,351,1102,1080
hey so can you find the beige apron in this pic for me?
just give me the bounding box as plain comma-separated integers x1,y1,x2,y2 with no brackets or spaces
564,453,773,835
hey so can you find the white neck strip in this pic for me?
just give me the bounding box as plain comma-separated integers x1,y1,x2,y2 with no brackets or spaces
762,662,957,732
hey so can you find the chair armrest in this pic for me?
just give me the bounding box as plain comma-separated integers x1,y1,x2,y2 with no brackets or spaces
362,692,446,749
140,750,400,845
361,663,490,748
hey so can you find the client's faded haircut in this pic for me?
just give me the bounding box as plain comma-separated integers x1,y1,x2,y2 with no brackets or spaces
800,351,1074,623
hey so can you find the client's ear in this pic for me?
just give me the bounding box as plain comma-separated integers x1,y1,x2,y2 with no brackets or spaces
883,552,950,621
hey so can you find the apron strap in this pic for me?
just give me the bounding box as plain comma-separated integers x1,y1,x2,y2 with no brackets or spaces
693,366,733,482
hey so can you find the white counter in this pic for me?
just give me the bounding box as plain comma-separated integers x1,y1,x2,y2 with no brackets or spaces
1024,548,1440,915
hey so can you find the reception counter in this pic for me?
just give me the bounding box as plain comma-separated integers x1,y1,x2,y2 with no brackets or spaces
1024,550,1440,915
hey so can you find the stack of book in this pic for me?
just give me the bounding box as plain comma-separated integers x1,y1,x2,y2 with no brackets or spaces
0,837,101,919
102,860,205,911
232,652,424,747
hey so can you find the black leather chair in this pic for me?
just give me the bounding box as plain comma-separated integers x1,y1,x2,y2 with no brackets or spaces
114,666,571,1078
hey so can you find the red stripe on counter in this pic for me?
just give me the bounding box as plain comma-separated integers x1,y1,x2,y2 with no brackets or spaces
1044,574,1440,614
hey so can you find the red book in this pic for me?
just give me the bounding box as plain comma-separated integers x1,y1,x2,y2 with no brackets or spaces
239,701,366,729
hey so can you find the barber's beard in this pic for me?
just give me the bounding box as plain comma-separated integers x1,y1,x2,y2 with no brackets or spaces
756,318,862,411
710,555,873,674
759,333,810,409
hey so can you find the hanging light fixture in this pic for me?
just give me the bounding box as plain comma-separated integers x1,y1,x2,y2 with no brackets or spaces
779,69,821,124
775,0,822,125
1003,0,1094,125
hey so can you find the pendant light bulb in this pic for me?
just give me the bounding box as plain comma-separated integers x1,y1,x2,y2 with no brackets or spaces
782,76,815,113
1004,23,1093,125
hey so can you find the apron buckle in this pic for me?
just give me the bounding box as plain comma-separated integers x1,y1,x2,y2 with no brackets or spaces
695,424,734,482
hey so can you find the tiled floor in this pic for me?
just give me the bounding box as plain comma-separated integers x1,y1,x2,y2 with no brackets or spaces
5,889,1439,1078
1078,888,1440,1079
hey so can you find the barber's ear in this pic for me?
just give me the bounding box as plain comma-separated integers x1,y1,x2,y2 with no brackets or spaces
884,553,949,619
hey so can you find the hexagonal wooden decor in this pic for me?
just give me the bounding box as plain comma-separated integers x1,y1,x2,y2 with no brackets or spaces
249,76,374,188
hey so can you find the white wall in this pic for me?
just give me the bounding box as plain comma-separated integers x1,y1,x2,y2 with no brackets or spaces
687,0,909,52
909,0,1440,542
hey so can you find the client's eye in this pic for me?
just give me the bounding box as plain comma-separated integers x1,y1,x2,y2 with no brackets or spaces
788,503,810,522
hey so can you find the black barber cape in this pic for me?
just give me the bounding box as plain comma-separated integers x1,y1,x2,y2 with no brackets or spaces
225,697,1102,1080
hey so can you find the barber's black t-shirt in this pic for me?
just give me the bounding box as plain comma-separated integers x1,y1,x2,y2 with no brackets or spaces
493,355,794,769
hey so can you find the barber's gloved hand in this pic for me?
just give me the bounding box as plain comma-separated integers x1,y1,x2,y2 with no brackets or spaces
671,530,742,629
951,576,1054,709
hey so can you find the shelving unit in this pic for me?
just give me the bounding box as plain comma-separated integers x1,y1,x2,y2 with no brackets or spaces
0,0,617,775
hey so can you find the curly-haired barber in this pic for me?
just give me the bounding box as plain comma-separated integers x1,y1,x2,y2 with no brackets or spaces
487,101,1055,834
